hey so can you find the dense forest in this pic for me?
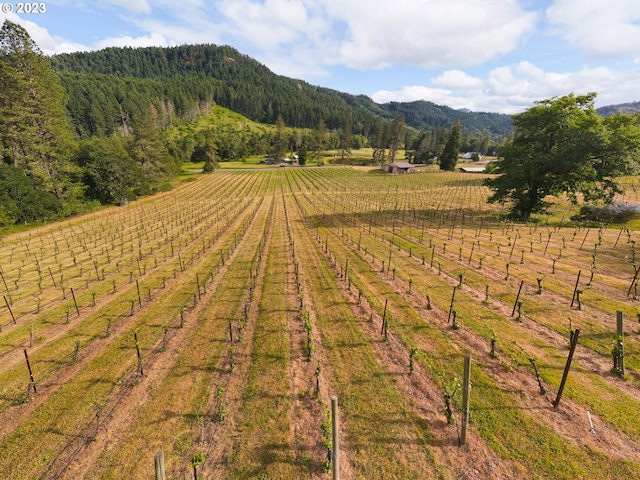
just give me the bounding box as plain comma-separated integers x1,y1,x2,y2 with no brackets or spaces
1,20,516,228
51,44,513,139
0,21,180,226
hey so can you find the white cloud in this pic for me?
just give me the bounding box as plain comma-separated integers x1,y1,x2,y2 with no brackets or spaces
432,70,483,89
372,86,453,105
546,0,640,58
327,0,538,69
94,32,169,49
5,0,640,114
213,0,539,75
372,61,640,114
0,12,91,54
217,0,318,49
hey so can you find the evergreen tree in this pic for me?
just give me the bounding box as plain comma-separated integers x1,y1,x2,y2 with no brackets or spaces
440,119,461,171
127,114,176,190
372,122,387,165
274,114,286,162
0,20,80,203
412,132,431,163
202,140,219,173
339,116,352,163
297,142,308,166
478,130,489,155
432,126,448,158
314,118,327,166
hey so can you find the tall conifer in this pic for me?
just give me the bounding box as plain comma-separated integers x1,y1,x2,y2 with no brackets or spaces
0,20,79,202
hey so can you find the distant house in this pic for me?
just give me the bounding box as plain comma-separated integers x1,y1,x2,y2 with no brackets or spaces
462,152,484,160
459,166,486,173
381,162,425,173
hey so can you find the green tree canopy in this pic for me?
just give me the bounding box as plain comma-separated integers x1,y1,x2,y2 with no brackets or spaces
0,20,80,204
439,119,461,171
273,114,286,162
485,93,640,220
387,115,405,163
371,121,387,165
0,164,62,226
339,115,353,163
128,115,177,190
314,118,327,166
74,137,146,204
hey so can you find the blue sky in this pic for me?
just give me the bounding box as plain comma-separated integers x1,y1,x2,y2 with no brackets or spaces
3,0,640,113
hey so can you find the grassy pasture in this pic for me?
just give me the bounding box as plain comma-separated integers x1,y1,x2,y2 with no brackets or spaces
1,167,640,479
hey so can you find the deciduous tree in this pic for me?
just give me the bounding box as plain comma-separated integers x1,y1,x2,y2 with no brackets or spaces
75,137,146,204
387,115,405,163
485,93,640,220
372,122,387,165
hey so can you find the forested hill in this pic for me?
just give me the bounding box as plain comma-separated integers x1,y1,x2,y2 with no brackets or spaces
382,100,513,136
51,44,512,138
597,101,640,116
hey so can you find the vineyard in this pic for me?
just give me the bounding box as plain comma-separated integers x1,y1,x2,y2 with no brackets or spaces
2,167,640,479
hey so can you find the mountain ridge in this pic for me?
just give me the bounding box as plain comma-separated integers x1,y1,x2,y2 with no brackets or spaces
51,44,513,138
597,101,640,116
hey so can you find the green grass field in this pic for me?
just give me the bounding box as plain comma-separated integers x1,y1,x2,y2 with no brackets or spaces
1,167,640,479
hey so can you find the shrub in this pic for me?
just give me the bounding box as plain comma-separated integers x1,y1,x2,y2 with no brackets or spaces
572,203,639,224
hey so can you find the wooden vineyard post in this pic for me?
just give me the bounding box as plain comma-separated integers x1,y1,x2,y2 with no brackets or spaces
331,396,340,480
447,286,457,323
543,233,552,255
380,299,388,336
616,310,625,376
570,270,582,308
0,268,8,292
48,266,57,287
24,348,37,394
509,235,517,260
554,329,580,409
511,281,524,317
136,280,142,306
460,355,471,446
154,451,166,480
134,333,143,376
344,258,348,284
4,295,16,324
70,287,80,316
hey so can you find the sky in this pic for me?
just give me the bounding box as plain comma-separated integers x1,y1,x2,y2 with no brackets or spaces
2,0,640,114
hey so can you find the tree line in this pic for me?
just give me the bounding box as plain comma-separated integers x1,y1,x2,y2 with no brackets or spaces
0,21,181,226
